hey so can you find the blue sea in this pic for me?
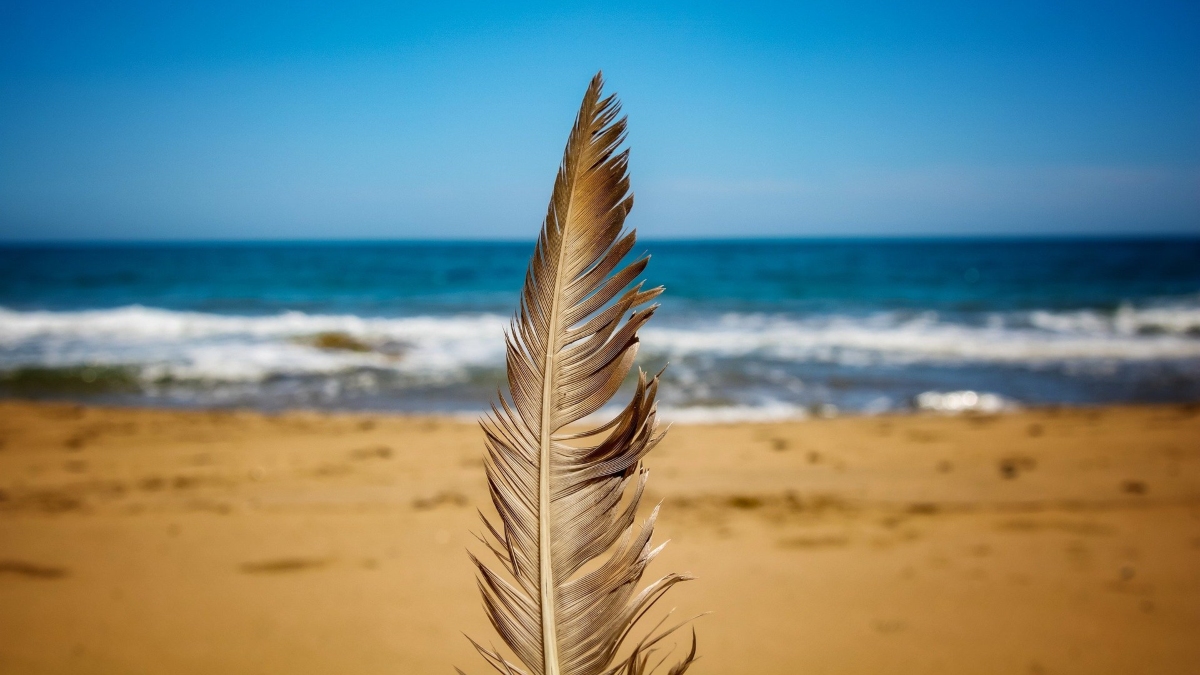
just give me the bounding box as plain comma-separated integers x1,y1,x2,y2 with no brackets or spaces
1,238,1198,419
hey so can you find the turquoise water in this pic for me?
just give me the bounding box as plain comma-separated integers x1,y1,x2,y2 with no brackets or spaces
1,238,1198,416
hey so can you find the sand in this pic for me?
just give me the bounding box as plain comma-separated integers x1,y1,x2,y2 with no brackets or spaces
0,400,1198,674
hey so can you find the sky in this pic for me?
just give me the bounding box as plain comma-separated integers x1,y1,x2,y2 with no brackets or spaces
0,1,1198,241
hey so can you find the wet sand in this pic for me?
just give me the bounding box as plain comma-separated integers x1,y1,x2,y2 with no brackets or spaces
0,400,1198,674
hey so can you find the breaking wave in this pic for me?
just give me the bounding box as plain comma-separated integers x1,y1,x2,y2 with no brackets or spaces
645,305,1200,366
0,306,508,383
1,300,1198,413
3,303,1200,379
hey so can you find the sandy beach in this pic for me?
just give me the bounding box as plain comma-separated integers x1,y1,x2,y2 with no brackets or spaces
0,400,1197,674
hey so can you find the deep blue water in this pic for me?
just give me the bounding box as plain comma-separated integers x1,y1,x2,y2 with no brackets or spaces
3,238,1198,315
1,238,1198,416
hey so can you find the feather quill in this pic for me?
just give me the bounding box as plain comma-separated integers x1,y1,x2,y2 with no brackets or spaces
464,73,695,675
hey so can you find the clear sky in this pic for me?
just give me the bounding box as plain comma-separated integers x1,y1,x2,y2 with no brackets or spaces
1,1,1197,241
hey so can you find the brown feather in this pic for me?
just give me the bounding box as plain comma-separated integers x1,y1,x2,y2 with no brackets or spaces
465,73,694,675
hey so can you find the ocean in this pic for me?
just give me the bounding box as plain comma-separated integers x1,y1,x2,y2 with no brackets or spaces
1,238,1198,419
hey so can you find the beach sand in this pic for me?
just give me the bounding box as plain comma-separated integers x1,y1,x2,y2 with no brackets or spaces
0,400,1198,674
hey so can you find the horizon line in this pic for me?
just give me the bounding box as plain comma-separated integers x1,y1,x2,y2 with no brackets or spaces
3,232,1200,246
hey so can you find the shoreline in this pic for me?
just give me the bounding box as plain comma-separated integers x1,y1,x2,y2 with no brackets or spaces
1,399,1198,673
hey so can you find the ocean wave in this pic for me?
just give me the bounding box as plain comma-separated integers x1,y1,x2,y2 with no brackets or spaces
1029,301,1200,336
0,305,509,347
0,305,509,383
642,309,1200,365
2,305,1199,388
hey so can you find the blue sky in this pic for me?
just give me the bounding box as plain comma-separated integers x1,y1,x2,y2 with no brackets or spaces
1,1,1197,240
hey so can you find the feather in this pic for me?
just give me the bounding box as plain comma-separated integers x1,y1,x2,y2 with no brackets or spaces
464,73,695,675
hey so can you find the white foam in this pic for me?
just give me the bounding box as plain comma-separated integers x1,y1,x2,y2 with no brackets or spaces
658,402,811,424
1030,302,1200,336
915,390,1016,414
1,303,1199,387
0,305,508,383
0,305,509,345
641,309,1200,365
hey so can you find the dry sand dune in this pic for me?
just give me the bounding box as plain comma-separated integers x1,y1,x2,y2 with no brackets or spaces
1,401,1198,674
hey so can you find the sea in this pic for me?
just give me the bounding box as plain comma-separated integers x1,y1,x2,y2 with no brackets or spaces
1,238,1198,420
